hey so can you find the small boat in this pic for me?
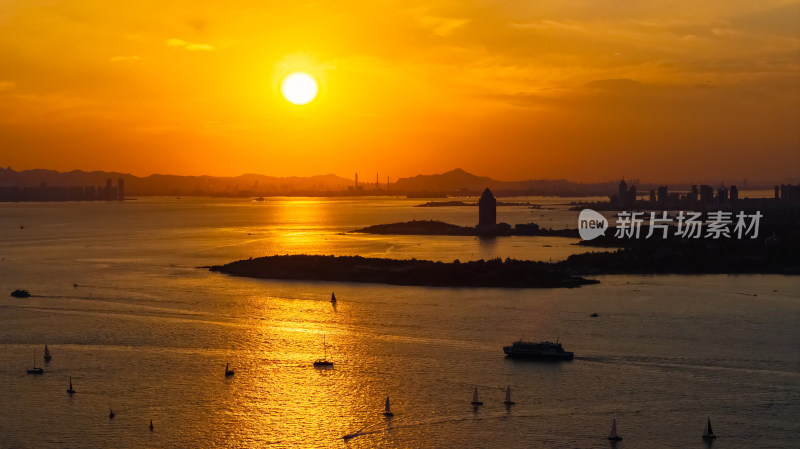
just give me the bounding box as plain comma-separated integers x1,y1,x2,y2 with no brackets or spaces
109,408,115,419
608,418,622,441
11,289,31,298
67,376,76,394
149,419,154,431
330,292,337,303
590,312,599,317
503,385,515,406
44,345,52,362
343,428,365,441
225,363,235,377
702,417,716,440
313,336,334,367
471,386,483,406
27,349,43,375
383,397,394,417
503,339,574,361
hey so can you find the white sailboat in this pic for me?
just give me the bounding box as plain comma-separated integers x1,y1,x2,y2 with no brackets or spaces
67,376,75,394
383,396,394,417
702,417,716,440
471,386,483,406
503,385,515,406
608,418,622,441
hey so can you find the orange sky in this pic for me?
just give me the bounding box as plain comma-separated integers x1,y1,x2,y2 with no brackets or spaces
1,0,798,182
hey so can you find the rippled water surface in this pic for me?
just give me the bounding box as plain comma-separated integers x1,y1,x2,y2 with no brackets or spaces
0,197,798,448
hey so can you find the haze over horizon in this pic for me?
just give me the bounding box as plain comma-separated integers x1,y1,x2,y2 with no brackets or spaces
3,166,794,188
1,0,798,182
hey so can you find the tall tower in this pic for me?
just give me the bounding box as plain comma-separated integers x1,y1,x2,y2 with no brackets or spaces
477,187,497,233
355,173,358,188
117,178,125,201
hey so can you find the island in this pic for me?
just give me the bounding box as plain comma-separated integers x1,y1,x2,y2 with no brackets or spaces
209,254,597,288
351,220,578,238
415,201,535,207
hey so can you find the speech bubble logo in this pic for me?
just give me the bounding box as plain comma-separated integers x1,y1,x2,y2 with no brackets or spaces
578,209,608,240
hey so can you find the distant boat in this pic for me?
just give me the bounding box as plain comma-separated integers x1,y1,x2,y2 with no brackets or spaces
330,292,337,303
225,363,235,377
503,385,515,406
608,418,622,441
343,427,366,441
27,349,43,375
313,336,334,367
702,417,716,440
149,419,154,431
44,345,52,362
383,397,394,417
471,386,483,406
109,408,115,419
67,376,75,394
503,339,574,361
590,312,599,317
11,289,31,298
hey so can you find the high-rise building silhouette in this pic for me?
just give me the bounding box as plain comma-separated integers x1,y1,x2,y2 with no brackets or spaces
717,185,728,205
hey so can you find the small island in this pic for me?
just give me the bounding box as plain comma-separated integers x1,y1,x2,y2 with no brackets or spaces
351,220,578,238
415,200,534,207
209,254,597,288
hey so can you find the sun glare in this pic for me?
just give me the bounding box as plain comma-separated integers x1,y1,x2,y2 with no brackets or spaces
281,72,318,105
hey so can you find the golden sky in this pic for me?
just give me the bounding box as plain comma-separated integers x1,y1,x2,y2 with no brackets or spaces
1,0,798,182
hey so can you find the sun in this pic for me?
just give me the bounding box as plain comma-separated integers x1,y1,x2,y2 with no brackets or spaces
281,72,318,105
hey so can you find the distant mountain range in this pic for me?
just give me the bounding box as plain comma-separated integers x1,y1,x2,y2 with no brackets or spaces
0,167,352,196
391,168,618,196
0,166,782,197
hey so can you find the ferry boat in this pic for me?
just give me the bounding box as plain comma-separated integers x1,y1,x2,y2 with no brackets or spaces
502,339,574,360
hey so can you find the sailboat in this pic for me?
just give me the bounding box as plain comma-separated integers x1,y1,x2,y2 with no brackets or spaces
608,418,623,441
109,408,115,419
383,397,394,417
471,386,483,406
313,336,334,367
503,385,515,406
225,362,235,377
330,292,337,303
66,376,76,394
149,419,154,431
44,345,52,362
27,349,43,375
702,417,716,440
